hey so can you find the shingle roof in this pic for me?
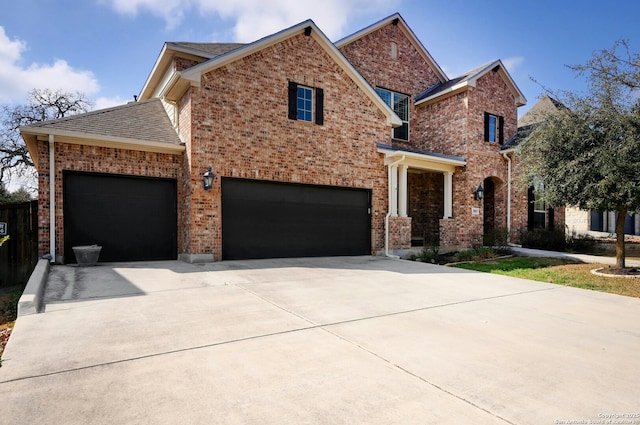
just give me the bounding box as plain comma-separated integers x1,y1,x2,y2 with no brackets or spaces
501,123,535,150
415,61,498,102
518,95,565,127
166,42,246,58
21,98,180,145
377,142,466,163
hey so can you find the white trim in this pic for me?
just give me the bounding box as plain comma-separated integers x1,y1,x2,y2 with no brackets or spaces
335,13,447,83
415,60,527,107
48,134,55,263
378,147,466,171
22,128,185,154
177,21,402,128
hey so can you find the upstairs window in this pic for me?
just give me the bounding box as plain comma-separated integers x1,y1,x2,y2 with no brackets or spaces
484,112,504,144
376,87,409,141
288,81,323,125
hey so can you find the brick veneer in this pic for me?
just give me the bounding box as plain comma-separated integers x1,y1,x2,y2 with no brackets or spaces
388,217,411,250
179,33,391,260
35,142,183,261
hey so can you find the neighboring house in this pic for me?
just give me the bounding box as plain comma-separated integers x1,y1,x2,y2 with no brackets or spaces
20,13,532,263
501,95,566,234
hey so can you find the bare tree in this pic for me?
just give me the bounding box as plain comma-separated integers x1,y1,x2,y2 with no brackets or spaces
0,89,92,185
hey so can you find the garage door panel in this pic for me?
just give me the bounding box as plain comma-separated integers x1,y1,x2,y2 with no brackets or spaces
222,178,371,260
64,172,177,263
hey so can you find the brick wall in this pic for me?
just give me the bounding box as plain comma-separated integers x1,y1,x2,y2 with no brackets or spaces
35,141,183,260
181,33,391,259
408,171,443,245
388,216,411,250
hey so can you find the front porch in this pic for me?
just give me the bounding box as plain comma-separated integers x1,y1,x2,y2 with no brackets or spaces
378,144,466,253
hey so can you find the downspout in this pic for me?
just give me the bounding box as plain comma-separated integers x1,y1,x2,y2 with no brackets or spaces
49,134,55,263
385,154,405,258
501,151,512,241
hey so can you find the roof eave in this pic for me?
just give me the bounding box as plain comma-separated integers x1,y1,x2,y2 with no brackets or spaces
180,20,402,128
377,146,467,167
20,128,185,163
415,83,470,106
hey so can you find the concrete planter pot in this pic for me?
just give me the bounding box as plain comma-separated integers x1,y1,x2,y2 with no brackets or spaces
72,245,102,266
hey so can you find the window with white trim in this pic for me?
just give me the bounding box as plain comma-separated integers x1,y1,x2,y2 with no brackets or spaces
376,87,409,141
288,81,324,125
484,112,504,144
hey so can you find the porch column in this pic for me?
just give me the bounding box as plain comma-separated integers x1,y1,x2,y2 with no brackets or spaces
390,164,399,217
398,164,408,217
443,171,453,218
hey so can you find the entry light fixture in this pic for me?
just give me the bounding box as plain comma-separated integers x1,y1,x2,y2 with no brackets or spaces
474,184,484,201
203,166,215,191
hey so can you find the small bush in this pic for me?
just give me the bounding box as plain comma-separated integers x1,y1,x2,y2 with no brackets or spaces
415,244,440,263
483,228,510,248
455,246,500,262
565,230,597,253
519,228,566,251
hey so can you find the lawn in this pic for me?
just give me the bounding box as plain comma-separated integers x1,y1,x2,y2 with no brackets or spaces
0,286,23,363
453,257,640,298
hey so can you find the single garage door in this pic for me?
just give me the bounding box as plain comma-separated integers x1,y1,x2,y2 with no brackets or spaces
222,178,371,260
64,172,177,263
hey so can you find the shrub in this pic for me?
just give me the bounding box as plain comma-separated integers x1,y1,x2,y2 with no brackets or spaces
483,228,509,248
519,228,566,251
565,230,597,253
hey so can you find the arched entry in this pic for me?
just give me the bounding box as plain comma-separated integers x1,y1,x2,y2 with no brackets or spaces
483,177,496,243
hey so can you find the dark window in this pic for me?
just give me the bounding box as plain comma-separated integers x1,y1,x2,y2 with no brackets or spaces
484,112,504,144
376,87,409,141
528,180,553,230
288,81,323,125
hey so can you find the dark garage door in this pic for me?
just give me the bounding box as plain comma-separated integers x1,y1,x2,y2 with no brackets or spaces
222,178,371,260
64,172,177,263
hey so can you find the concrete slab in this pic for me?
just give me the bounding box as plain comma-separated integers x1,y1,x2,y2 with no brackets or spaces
1,256,639,424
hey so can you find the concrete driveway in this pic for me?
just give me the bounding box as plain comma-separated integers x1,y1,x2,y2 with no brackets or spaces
1,256,638,424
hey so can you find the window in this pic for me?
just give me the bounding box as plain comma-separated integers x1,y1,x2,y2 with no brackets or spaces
297,86,313,122
376,87,409,141
527,179,554,230
484,112,504,144
288,81,324,125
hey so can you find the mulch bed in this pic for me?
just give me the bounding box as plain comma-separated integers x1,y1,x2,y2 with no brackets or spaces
591,267,640,278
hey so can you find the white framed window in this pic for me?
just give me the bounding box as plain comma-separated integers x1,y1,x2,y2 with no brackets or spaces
288,81,324,125
376,87,409,140
297,85,313,122
484,112,504,144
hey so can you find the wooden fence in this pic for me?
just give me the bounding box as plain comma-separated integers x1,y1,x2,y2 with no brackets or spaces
0,200,38,289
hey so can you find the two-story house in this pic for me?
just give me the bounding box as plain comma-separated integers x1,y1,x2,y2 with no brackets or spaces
20,13,535,263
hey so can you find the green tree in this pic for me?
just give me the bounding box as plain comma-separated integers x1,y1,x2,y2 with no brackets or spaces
0,88,91,186
521,40,640,268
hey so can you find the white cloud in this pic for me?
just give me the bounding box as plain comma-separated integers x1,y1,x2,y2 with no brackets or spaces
93,96,128,110
502,56,525,74
103,0,396,41
0,27,100,104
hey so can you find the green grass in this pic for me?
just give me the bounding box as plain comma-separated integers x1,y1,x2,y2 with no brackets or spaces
453,257,640,298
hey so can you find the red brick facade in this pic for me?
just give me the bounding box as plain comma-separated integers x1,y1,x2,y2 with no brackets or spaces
31,14,539,262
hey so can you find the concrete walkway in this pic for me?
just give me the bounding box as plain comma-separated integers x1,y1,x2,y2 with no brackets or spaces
512,246,640,267
1,256,639,424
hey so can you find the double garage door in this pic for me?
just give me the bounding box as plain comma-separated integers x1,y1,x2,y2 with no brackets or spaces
222,178,372,260
63,173,371,263
64,172,177,263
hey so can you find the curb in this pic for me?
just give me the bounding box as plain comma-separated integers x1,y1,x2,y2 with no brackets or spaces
17,259,50,316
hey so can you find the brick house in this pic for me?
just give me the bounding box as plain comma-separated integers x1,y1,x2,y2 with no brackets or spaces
21,13,536,263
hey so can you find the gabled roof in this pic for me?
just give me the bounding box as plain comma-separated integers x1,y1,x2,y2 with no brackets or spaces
501,123,535,151
518,95,565,127
139,42,245,100
20,99,183,168
415,59,527,107
166,20,402,128
502,95,567,151
335,13,448,83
